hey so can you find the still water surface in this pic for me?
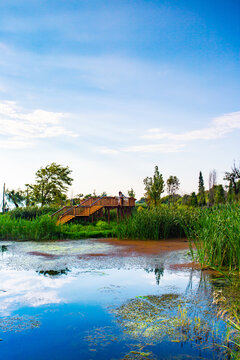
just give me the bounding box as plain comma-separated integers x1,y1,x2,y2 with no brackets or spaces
0,239,227,360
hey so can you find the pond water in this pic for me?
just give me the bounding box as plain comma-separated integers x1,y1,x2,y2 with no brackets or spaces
0,239,229,360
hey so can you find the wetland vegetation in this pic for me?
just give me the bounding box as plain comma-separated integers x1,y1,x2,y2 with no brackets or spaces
1,162,240,358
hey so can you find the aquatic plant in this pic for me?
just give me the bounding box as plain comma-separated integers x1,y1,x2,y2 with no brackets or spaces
187,204,240,271
0,214,117,240
111,293,227,352
10,205,60,220
116,205,198,240
212,276,240,359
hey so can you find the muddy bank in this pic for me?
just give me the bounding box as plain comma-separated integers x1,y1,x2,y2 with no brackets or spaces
97,238,190,256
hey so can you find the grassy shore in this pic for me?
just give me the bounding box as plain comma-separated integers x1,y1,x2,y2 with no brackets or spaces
0,214,116,241
1,204,240,273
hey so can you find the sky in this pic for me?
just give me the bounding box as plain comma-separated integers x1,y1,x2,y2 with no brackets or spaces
0,0,239,199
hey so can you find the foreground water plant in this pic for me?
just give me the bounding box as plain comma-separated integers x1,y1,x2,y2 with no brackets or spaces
187,204,240,271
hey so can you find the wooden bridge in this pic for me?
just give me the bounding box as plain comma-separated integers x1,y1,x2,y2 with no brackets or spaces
52,196,136,225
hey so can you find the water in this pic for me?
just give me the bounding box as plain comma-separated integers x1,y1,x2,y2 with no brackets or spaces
0,239,228,359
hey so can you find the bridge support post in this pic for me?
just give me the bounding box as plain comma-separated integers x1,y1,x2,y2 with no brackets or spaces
107,208,110,223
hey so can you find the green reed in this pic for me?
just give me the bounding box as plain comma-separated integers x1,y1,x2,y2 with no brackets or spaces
0,214,61,241
0,214,116,241
187,204,240,271
116,205,198,240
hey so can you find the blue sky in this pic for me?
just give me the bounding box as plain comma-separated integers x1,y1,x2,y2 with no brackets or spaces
0,0,239,198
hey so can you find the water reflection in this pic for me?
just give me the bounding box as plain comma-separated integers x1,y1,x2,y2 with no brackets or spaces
0,239,230,360
37,268,70,277
145,267,164,285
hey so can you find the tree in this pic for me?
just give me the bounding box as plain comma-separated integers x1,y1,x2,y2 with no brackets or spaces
198,171,206,206
190,192,198,207
214,184,225,204
5,189,25,208
29,163,73,206
208,169,217,206
166,176,180,204
224,162,240,197
128,188,136,198
143,166,164,206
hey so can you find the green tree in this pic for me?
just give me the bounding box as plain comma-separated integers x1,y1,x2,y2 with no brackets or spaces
224,162,240,197
29,163,73,206
5,189,25,208
214,184,225,204
190,192,198,207
208,169,217,206
198,171,206,206
166,176,180,204
143,166,164,206
128,188,136,198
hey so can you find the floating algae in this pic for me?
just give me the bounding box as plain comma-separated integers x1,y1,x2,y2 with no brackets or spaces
0,315,40,333
111,293,227,351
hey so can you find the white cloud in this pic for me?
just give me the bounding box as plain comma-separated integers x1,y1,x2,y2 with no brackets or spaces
142,111,240,141
123,143,185,153
99,147,120,155
0,100,78,149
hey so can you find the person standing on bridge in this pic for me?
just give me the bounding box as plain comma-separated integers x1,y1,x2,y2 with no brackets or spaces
118,191,124,206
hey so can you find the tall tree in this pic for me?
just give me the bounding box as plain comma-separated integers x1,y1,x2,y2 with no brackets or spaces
29,163,73,206
190,192,198,207
208,169,217,206
143,166,164,206
166,176,180,204
214,184,225,204
224,162,240,197
198,171,206,206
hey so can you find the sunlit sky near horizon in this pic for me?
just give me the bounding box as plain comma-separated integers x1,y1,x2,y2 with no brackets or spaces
0,0,239,199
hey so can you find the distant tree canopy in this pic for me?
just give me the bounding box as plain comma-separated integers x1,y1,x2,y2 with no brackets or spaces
143,166,164,206
28,163,73,206
166,176,180,203
224,162,240,196
128,188,136,198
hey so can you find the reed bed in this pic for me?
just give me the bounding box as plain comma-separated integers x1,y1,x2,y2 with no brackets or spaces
187,204,240,271
0,214,116,241
116,205,198,240
0,214,61,241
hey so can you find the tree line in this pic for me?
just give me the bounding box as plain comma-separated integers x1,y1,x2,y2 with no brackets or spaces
142,163,240,207
3,163,136,210
3,161,240,210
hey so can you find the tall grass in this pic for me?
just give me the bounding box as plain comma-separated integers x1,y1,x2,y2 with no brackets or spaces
116,205,199,240
10,205,60,220
187,204,240,271
0,214,116,241
0,214,61,241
